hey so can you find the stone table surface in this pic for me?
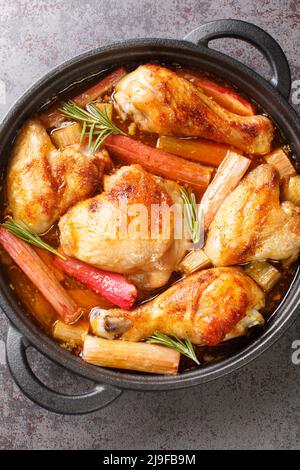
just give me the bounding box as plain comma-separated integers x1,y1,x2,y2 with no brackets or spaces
0,0,299,450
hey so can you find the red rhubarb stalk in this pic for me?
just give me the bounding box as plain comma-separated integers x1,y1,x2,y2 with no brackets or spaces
74,67,127,107
40,67,127,128
0,228,81,323
105,135,213,192
178,70,255,117
53,255,137,310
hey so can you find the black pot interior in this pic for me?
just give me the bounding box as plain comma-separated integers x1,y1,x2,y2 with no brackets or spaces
0,39,299,390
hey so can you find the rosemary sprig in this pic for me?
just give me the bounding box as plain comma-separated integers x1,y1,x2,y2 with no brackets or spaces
1,218,66,260
147,331,200,365
59,100,126,153
180,187,202,244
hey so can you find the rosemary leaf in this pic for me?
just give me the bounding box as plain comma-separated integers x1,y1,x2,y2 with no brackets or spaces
88,122,95,149
59,100,126,153
80,120,86,144
1,218,66,260
180,187,202,244
147,331,200,365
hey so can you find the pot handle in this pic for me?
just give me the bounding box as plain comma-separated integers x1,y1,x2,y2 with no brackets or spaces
184,19,291,99
6,326,122,414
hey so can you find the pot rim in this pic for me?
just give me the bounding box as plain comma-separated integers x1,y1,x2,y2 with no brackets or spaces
0,37,299,390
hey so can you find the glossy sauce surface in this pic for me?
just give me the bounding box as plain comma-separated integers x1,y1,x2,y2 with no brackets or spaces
0,63,298,370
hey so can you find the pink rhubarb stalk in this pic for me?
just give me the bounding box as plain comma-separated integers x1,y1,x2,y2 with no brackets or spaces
53,255,137,310
0,228,81,323
40,67,127,128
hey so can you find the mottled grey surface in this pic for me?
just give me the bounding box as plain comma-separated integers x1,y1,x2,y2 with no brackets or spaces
0,0,300,450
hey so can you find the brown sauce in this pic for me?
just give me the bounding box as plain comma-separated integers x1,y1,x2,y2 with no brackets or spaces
1,61,298,372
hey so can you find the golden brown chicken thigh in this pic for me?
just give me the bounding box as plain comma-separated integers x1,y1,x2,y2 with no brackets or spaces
90,267,265,345
7,119,102,233
59,164,187,289
204,164,300,266
114,64,274,154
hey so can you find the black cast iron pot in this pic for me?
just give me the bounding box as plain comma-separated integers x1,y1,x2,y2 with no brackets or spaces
1,19,299,414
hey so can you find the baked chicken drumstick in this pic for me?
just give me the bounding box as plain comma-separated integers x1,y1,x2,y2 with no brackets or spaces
90,267,265,346
59,164,187,290
7,119,103,233
114,64,274,154
204,164,300,266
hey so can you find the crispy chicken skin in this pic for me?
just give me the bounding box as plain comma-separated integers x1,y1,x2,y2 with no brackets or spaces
204,164,300,266
114,64,274,154
59,164,187,289
90,267,265,345
7,119,102,233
